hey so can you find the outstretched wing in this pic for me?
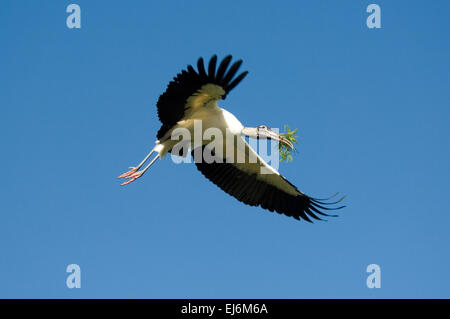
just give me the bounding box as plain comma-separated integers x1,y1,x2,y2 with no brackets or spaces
192,139,345,222
156,55,248,139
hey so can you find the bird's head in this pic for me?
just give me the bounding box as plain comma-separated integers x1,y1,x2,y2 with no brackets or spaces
241,125,294,149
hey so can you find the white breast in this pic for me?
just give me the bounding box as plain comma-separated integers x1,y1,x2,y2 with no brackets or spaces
220,108,244,135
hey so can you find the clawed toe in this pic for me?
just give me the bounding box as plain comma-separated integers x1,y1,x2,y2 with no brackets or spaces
118,147,161,186
118,167,137,179
119,169,144,186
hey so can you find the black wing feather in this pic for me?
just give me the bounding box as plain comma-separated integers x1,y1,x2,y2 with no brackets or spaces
215,55,232,82
208,55,218,81
197,58,207,78
221,60,243,86
226,71,249,92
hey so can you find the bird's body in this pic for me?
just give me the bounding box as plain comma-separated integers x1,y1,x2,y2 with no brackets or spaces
119,55,345,222
157,103,244,159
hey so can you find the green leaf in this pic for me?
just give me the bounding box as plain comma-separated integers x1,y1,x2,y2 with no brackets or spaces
279,125,299,163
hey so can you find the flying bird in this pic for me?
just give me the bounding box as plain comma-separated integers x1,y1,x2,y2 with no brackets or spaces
118,55,345,222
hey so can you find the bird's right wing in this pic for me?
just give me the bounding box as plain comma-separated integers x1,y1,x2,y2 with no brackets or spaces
193,138,345,222
156,55,248,139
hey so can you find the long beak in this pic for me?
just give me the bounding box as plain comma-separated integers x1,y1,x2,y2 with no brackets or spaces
262,128,294,149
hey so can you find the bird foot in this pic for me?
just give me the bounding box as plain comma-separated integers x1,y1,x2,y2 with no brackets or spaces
119,169,144,186
118,150,160,186
118,167,138,179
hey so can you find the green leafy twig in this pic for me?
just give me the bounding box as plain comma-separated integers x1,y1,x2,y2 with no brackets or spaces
279,125,299,162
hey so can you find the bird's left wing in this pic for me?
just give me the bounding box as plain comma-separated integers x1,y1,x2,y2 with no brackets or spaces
156,55,248,139
193,138,345,222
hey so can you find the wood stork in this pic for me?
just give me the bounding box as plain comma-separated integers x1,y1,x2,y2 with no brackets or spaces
118,55,345,222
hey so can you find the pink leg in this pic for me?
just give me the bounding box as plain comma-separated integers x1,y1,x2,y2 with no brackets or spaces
118,166,138,179
118,153,160,186
120,170,144,186
118,148,155,179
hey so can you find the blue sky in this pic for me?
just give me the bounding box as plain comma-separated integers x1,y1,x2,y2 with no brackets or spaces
1,1,449,298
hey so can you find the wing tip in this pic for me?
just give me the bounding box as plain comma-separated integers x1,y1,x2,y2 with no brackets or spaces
197,54,248,94
300,193,346,222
